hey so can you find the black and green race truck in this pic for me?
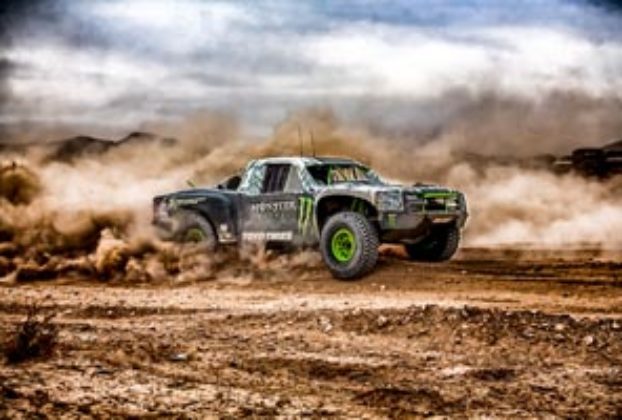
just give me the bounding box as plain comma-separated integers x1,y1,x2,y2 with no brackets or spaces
153,157,468,279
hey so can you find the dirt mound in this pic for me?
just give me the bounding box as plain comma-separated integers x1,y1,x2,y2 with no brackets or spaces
355,386,461,416
44,132,177,163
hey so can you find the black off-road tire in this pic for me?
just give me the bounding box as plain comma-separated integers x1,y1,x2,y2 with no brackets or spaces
170,210,218,252
320,212,379,280
405,224,460,262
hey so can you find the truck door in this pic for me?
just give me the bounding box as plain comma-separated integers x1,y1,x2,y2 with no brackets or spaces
240,163,308,244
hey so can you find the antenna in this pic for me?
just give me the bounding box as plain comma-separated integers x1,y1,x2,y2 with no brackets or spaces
309,129,316,157
297,124,303,156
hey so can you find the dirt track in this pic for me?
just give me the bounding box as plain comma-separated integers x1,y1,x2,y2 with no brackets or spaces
1,248,621,418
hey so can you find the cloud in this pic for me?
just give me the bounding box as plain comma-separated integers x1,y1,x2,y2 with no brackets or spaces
1,0,622,139
304,23,622,99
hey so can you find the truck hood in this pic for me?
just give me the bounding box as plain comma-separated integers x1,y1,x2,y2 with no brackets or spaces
154,187,235,204
317,182,460,196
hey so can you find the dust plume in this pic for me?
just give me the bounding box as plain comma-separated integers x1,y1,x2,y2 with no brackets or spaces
0,112,325,283
445,165,622,247
2,93,622,284
429,90,622,156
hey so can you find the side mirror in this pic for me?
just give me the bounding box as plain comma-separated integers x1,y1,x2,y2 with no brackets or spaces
226,175,241,190
217,175,241,191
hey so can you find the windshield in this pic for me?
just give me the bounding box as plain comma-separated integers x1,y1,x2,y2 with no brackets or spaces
306,164,382,185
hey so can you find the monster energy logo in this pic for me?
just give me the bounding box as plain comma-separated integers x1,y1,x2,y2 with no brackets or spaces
298,196,314,236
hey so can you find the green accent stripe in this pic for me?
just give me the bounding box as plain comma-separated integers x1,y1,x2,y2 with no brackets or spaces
422,192,458,199
298,196,314,236
304,197,312,236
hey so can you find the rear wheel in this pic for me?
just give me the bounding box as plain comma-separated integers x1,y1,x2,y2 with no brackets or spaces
320,212,379,280
404,224,460,262
171,210,217,252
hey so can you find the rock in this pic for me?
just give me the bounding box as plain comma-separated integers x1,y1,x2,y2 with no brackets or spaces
612,321,620,331
554,323,565,332
522,328,535,339
583,335,595,346
376,315,389,328
170,353,188,362
318,316,333,333
423,351,440,361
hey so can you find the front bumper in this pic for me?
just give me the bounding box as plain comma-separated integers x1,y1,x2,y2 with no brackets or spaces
377,191,468,242
379,211,467,241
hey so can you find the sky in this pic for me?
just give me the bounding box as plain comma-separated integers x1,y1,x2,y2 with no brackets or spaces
1,0,622,139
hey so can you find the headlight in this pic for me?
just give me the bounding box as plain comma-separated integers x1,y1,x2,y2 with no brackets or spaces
376,190,404,211
458,193,467,211
153,199,170,220
445,196,459,210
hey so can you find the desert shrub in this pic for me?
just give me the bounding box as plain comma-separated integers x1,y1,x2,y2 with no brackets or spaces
3,304,58,364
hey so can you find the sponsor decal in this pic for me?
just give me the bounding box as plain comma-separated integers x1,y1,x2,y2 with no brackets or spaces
242,231,294,241
251,201,297,213
298,196,314,236
219,223,235,241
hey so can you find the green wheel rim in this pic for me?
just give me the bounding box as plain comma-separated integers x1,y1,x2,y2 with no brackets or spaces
330,227,356,262
185,228,206,243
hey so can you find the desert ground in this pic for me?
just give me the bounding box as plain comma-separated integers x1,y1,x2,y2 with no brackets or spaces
1,247,621,418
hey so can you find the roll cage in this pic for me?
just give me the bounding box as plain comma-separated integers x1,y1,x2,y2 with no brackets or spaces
237,159,382,195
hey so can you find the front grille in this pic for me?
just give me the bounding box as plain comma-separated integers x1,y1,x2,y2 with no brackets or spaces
405,192,459,212
404,193,424,212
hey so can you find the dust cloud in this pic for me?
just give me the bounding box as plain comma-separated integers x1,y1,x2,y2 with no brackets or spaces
422,90,622,156
0,111,325,283
1,95,622,283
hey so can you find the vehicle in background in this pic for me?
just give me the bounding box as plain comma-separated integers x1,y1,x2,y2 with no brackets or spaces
553,139,622,178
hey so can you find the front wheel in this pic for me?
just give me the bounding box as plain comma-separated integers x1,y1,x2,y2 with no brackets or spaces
404,224,460,262
320,212,379,280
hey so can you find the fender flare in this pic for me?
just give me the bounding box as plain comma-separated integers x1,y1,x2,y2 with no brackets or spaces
314,192,377,232
171,193,238,241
